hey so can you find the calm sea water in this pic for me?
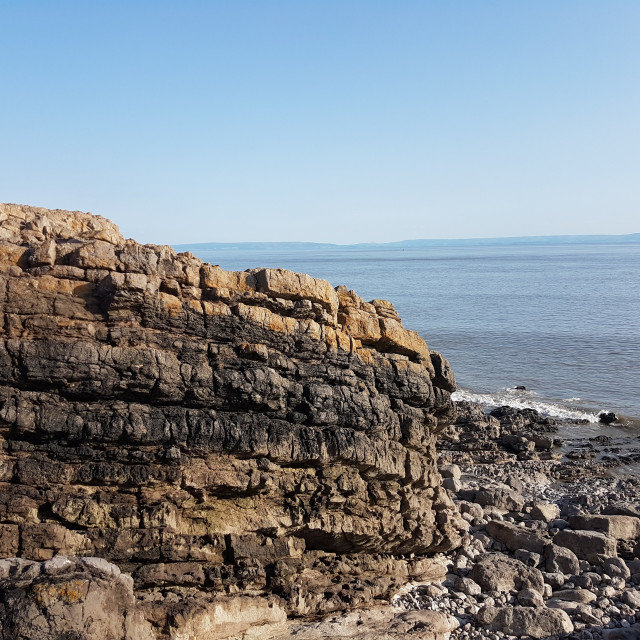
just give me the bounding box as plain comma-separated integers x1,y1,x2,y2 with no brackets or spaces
185,243,640,424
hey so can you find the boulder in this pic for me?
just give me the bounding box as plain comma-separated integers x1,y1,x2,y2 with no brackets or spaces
462,487,525,513
530,502,560,523
544,543,581,575
569,514,640,540
554,529,617,564
408,558,448,582
486,520,546,554
0,557,154,640
516,588,544,607
470,554,545,594
602,624,640,640
442,477,461,493
621,590,640,608
439,464,461,479
477,605,574,639
454,576,482,596
549,588,597,603
604,557,631,579
514,549,541,567
542,571,566,588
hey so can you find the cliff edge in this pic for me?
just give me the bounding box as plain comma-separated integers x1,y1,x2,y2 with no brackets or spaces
0,203,463,639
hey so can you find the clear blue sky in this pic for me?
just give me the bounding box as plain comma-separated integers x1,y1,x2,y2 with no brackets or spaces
2,1,639,244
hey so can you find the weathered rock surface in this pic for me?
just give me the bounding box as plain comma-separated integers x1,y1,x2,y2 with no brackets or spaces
279,608,459,640
400,401,640,640
0,204,463,636
554,529,618,564
569,514,640,541
486,520,546,554
477,605,574,638
470,553,544,594
0,556,155,640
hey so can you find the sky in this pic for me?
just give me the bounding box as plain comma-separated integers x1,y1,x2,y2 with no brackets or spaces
1,1,639,244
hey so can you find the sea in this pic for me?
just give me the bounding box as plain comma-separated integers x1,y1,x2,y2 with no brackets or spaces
183,241,640,431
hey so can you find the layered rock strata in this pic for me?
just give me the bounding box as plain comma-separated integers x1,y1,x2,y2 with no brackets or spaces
0,204,463,637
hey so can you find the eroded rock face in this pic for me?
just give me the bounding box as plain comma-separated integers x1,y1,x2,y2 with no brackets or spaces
0,204,463,634
0,556,155,640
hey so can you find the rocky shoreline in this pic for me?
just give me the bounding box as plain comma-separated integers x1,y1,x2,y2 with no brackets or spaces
0,204,638,639
268,402,640,639
392,402,640,640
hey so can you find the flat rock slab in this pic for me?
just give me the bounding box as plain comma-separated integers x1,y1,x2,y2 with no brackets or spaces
569,514,640,540
486,520,547,554
554,529,617,564
281,607,459,640
477,605,574,639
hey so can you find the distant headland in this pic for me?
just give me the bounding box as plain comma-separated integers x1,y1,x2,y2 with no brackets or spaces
175,232,640,252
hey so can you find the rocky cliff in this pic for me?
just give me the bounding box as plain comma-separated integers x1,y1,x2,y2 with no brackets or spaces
0,203,463,639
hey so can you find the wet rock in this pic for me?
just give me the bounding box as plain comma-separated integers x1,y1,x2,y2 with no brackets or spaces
502,434,535,453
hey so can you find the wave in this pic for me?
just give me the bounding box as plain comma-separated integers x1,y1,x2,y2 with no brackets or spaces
451,387,602,423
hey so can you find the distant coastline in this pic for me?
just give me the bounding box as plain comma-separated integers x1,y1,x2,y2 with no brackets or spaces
175,232,640,252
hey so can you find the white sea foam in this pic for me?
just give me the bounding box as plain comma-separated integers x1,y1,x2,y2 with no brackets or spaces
451,387,601,423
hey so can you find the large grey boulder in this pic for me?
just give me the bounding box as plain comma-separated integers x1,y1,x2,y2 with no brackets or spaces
460,487,525,512
531,502,560,523
470,554,544,594
477,605,574,639
486,520,547,554
554,529,617,564
569,514,640,540
544,543,580,574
